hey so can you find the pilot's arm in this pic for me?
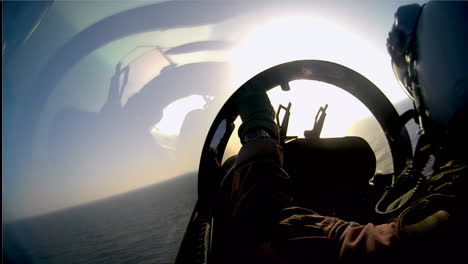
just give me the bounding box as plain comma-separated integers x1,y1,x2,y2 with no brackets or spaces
226,134,400,263
223,89,466,263
230,134,467,263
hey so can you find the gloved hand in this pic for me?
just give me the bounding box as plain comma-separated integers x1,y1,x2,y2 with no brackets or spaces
233,87,279,143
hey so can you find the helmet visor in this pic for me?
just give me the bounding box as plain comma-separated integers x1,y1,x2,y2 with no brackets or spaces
391,60,414,100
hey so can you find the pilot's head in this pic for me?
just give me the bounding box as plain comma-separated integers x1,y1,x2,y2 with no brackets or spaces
387,1,468,142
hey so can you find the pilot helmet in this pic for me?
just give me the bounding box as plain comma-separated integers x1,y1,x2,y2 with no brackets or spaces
387,1,468,137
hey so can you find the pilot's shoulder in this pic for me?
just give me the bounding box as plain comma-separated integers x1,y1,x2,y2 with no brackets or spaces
427,160,468,194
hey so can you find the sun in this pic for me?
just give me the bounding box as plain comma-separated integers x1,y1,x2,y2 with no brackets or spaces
228,15,405,138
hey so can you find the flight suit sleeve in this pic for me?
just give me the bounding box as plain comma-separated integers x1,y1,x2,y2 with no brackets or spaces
226,138,400,261
217,138,293,263
275,206,400,262
228,137,468,262
275,163,468,263
223,137,292,220
229,138,405,261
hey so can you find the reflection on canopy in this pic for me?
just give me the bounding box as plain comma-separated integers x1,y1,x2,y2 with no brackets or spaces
152,94,209,149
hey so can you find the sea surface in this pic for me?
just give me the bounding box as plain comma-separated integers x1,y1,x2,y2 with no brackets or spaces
3,173,198,264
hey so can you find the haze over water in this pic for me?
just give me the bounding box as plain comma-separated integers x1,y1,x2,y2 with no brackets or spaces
4,174,197,264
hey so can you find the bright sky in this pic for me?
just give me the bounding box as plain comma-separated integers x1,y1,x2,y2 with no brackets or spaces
3,0,427,221
228,15,402,136
229,16,404,99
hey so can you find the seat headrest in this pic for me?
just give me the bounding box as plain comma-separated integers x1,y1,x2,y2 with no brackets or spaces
283,136,376,187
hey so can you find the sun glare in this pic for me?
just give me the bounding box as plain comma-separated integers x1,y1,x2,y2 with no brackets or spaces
267,81,372,138
228,15,405,137
230,16,354,85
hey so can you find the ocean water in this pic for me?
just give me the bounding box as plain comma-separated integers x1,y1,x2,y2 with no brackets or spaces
3,173,198,264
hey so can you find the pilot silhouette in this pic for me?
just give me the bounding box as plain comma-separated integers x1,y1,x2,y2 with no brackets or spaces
218,2,468,263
